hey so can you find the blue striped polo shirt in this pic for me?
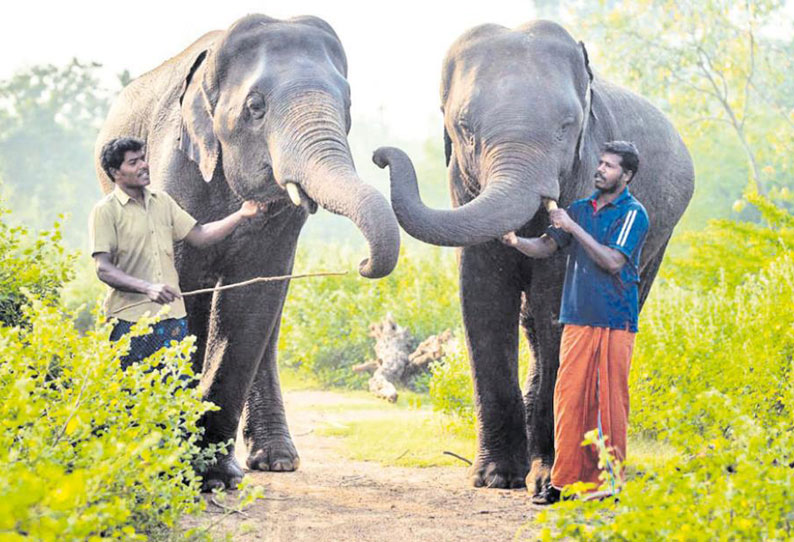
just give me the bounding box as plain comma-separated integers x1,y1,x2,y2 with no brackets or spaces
546,187,649,332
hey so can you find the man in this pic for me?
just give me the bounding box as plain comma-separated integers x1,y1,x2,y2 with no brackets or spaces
90,136,260,368
501,141,649,505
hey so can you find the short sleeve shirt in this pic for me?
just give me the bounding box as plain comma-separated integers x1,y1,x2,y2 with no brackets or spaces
545,188,649,332
89,186,197,321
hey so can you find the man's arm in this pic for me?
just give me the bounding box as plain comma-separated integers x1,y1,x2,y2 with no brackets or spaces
93,252,180,304
501,231,559,258
549,209,626,274
183,201,260,249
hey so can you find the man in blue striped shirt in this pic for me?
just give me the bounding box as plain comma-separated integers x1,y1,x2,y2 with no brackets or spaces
501,141,649,504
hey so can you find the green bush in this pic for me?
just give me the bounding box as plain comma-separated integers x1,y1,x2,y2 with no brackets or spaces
0,208,74,327
60,255,106,335
279,243,460,387
428,333,474,427
536,192,794,539
0,299,219,541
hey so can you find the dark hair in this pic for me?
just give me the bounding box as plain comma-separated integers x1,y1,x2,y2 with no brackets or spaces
100,137,145,181
602,140,639,182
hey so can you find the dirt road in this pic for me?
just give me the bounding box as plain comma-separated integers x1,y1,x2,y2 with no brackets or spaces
200,390,541,542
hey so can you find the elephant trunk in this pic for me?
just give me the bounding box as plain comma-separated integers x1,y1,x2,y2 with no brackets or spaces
373,146,543,247
270,92,400,278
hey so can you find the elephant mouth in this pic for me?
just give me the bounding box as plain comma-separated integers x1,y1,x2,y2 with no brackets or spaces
284,181,318,214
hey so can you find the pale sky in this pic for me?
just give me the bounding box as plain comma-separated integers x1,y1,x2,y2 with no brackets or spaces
0,0,543,140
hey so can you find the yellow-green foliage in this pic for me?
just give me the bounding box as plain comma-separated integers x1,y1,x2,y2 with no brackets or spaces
60,256,106,335
537,193,794,539
661,191,794,292
279,243,460,387
0,301,216,541
0,209,74,327
428,333,474,427
0,201,218,541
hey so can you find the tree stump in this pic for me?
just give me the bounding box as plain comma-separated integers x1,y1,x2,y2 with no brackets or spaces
359,314,453,402
366,314,412,402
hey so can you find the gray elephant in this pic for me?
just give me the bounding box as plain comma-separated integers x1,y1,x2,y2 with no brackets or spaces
95,14,400,490
374,20,693,492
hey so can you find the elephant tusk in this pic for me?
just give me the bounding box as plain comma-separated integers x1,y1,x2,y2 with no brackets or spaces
286,182,302,207
543,198,558,212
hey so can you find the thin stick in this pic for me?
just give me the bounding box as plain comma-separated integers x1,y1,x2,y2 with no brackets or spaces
182,270,348,296
208,496,251,517
443,450,473,466
115,270,348,313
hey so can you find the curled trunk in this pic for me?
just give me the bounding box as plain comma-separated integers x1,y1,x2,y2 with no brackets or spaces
373,147,542,247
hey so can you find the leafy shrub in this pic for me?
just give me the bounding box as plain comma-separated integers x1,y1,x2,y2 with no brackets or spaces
60,255,106,335
0,300,216,541
0,208,74,327
279,243,460,387
661,190,794,292
428,333,474,427
0,301,223,540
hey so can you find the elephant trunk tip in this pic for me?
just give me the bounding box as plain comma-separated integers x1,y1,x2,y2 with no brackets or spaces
372,146,408,170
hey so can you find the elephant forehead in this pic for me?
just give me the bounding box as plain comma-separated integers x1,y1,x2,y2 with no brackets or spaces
220,23,345,70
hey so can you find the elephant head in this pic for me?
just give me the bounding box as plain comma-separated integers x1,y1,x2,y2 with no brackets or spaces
374,21,593,246
179,15,400,277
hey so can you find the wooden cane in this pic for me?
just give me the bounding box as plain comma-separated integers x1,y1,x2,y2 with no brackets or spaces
115,270,348,313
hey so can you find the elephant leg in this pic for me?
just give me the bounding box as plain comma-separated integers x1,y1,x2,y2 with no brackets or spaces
198,215,303,491
522,256,565,495
461,242,527,489
242,315,300,472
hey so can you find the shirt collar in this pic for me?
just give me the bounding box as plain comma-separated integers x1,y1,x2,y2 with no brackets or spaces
588,186,631,208
112,185,155,207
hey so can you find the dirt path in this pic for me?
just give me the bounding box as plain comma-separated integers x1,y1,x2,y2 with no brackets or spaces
201,390,541,542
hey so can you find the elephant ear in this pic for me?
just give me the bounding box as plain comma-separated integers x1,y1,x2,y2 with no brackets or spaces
576,41,595,163
178,50,220,182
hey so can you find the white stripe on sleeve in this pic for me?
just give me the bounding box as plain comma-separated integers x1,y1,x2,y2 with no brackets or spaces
617,209,637,247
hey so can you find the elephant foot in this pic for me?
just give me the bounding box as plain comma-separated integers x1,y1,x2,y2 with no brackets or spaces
528,458,553,496
200,452,244,493
246,436,300,472
469,457,528,489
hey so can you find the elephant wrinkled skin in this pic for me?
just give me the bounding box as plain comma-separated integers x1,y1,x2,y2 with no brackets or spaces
95,14,400,490
374,20,693,492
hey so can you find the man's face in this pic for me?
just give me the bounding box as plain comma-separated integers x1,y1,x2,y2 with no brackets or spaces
594,152,630,193
112,149,150,190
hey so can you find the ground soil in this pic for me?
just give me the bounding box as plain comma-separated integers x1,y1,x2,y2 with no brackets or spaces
194,389,542,542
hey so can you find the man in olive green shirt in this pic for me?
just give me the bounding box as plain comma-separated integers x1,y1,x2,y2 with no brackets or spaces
90,137,259,367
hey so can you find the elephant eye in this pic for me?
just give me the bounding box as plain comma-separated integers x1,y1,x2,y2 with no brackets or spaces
558,118,576,140
246,93,267,120
458,118,476,146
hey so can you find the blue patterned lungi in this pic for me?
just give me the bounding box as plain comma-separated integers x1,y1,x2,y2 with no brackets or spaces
109,317,188,370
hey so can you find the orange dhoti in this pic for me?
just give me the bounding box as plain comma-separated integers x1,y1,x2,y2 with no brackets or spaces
550,324,635,489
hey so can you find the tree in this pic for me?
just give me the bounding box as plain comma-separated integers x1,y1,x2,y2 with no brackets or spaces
0,59,115,246
567,0,794,220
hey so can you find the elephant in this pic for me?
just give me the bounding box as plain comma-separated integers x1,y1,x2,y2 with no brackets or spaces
374,20,693,492
95,14,401,490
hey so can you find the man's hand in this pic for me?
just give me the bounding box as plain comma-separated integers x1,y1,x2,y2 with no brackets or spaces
239,200,262,218
145,283,181,304
550,208,576,232
501,231,519,247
